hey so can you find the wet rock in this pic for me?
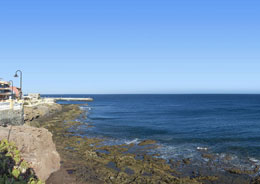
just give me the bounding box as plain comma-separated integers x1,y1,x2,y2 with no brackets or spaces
252,176,260,184
115,155,136,168
124,167,135,175
85,150,98,158
226,168,254,175
195,176,218,181
138,139,157,146
202,153,215,160
223,154,234,161
254,165,260,173
183,158,191,165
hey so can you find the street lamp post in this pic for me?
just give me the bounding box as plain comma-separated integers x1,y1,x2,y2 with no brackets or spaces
8,80,14,109
9,80,13,99
14,70,23,99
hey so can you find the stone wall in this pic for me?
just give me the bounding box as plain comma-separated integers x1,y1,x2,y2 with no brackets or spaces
0,107,24,126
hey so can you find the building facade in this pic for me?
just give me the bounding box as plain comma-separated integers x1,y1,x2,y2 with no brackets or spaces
12,86,21,99
0,81,11,101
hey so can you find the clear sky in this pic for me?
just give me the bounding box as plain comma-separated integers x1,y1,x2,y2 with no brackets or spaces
0,0,259,94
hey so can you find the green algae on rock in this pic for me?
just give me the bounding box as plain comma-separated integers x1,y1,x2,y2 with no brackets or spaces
138,140,157,146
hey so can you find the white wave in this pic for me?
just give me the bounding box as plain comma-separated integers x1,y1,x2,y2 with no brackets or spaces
151,144,199,160
125,138,140,145
197,147,208,151
249,157,260,164
80,106,91,110
101,138,140,146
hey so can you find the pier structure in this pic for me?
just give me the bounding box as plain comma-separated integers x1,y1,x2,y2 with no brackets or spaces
51,97,94,102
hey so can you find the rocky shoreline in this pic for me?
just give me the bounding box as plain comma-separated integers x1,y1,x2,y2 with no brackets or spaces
2,102,260,183
26,103,260,184
24,103,62,123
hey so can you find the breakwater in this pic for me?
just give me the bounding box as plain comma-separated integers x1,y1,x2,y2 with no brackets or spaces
49,97,93,102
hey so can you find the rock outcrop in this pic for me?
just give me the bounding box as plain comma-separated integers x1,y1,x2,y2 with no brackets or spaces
24,103,62,122
0,125,60,181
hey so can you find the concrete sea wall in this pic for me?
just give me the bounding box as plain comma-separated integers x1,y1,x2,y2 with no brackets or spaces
0,107,24,126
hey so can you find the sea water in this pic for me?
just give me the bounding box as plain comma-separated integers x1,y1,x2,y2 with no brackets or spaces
44,94,260,168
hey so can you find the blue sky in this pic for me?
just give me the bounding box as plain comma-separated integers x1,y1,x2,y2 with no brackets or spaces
0,0,259,94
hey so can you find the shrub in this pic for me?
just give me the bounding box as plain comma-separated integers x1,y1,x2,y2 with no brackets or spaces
0,139,44,184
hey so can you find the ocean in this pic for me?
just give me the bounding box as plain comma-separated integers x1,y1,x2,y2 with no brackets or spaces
43,94,260,168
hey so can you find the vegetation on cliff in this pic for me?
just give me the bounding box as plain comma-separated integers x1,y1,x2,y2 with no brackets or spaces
0,139,44,184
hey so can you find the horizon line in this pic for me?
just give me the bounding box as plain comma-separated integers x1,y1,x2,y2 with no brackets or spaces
38,93,260,95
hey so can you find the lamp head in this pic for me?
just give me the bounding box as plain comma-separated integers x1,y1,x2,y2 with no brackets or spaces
14,73,18,77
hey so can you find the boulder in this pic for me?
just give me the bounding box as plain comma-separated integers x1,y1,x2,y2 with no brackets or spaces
0,125,60,181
